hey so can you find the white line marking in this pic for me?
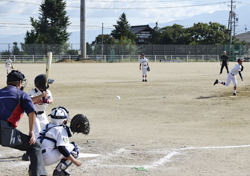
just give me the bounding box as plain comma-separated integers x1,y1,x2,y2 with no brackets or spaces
145,151,179,169
79,153,100,158
176,145,250,150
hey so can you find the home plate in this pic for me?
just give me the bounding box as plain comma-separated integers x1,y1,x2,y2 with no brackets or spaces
79,153,100,158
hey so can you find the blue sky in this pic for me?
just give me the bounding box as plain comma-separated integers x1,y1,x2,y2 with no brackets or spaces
0,0,249,44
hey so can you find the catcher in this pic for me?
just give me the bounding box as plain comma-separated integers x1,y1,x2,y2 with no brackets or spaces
38,106,90,176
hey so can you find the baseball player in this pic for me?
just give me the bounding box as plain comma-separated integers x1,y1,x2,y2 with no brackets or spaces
214,58,244,96
219,51,229,75
5,56,13,74
38,106,81,176
139,53,149,82
22,74,53,161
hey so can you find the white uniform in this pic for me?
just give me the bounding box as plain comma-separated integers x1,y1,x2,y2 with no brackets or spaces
224,63,242,86
140,57,148,75
6,59,12,73
39,123,74,166
28,88,53,139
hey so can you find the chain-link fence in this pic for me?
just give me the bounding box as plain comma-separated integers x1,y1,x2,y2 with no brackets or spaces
0,43,249,62
0,54,220,63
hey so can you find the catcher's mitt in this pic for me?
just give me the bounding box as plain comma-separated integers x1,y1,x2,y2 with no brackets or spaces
147,67,150,72
241,65,244,71
70,114,90,135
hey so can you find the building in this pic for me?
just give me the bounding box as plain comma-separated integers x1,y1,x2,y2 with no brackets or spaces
235,31,250,43
129,25,154,44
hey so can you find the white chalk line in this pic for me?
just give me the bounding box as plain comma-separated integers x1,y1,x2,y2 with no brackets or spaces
1,145,250,170
79,153,100,158
175,144,250,150
87,144,250,169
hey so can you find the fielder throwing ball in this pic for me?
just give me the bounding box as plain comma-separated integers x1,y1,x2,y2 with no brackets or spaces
214,58,244,96
139,53,149,82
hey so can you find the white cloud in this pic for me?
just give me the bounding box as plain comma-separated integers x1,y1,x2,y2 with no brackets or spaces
0,0,243,36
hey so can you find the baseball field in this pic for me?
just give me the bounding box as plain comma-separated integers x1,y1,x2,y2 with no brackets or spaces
0,61,250,176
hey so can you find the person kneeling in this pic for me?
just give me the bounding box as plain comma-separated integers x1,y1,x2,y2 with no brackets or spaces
38,106,81,176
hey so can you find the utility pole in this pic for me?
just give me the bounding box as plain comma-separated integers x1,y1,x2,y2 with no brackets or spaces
102,23,104,60
228,0,237,45
80,0,86,59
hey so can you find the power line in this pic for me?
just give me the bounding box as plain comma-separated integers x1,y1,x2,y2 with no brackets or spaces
0,0,231,9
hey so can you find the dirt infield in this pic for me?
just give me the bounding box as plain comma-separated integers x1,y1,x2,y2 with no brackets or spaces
0,62,250,176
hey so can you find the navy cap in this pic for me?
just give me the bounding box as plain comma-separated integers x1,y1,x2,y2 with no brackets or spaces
141,53,145,56
7,70,25,82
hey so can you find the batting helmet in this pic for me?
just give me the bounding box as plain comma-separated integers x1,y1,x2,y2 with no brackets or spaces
49,106,69,126
34,74,48,90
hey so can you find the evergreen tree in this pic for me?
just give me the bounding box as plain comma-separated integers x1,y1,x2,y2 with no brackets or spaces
111,13,136,42
25,0,70,44
12,42,20,55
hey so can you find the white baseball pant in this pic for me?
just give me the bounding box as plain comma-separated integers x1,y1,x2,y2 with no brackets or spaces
34,113,49,139
224,73,237,86
42,143,75,166
142,67,147,75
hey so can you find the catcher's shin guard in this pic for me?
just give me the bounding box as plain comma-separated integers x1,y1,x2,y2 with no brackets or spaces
55,143,79,171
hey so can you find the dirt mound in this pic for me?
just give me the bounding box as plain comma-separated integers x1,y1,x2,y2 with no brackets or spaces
76,59,97,63
56,59,75,63
56,59,97,63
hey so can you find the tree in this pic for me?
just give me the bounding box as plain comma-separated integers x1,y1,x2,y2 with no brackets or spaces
12,42,20,55
86,42,93,55
157,24,191,44
1,50,11,56
111,12,136,42
24,0,71,45
150,22,161,44
188,22,227,45
91,34,116,45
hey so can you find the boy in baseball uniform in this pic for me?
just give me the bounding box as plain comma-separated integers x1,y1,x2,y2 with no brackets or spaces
38,106,81,176
139,53,149,82
214,58,243,96
22,74,53,161
5,56,13,74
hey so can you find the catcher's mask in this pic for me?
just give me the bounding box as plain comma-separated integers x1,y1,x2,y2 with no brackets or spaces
7,70,28,90
34,74,48,90
49,106,69,126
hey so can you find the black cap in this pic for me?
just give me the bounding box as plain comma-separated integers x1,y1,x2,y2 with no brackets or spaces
141,53,145,56
7,70,25,82
237,58,243,62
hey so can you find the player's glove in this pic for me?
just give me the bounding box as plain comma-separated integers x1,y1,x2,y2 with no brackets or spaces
241,65,244,72
147,67,150,72
11,66,14,69
70,114,90,135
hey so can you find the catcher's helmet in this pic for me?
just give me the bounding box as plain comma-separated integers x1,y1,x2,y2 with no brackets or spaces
49,106,69,125
7,70,28,89
34,74,48,90
7,70,25,82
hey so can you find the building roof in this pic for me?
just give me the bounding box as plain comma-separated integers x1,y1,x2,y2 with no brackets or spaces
236,31,250,43
129,25,153,34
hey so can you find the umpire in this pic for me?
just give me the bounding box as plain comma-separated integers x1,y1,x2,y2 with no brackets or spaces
0,70,47,176
220,51,229,75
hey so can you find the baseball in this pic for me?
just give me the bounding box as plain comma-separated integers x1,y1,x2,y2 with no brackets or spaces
116,96,121,100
